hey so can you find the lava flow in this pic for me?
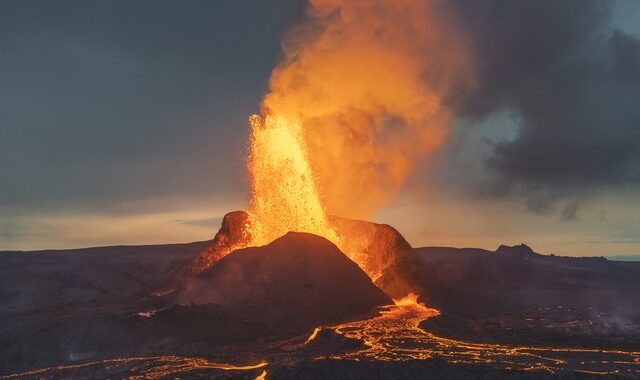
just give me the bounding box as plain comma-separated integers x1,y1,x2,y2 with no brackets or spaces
319,297,640,376
6,301,639,379
0,357,268,380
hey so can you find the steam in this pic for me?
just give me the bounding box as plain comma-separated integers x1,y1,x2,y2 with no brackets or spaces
260,0,472,218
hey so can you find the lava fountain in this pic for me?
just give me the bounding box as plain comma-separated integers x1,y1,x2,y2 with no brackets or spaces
241,0,473,284
246,113,340,248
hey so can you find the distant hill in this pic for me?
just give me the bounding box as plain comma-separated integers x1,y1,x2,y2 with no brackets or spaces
0,241,210,314
606,255,640,261
417,244,640,315
417,244,640,349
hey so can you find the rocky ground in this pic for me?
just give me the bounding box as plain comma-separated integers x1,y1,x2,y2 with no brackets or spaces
2,220,640,378
418,244,640,351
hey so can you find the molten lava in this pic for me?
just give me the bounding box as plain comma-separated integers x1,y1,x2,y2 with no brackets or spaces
247,114,340,248
392,292,423,307
239,0,473,286
245,114,420,292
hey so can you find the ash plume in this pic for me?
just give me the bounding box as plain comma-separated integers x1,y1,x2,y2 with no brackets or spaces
259,0,473,219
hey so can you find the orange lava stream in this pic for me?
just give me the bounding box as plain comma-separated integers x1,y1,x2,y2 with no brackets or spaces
0,356,268,380
305,327,322,345
5,306,639,378
324,301,640,375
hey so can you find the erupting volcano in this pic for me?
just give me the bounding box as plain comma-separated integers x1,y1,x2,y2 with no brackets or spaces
183,106,428,298
3,1,640,379
244,110,426,295
188,0,470,292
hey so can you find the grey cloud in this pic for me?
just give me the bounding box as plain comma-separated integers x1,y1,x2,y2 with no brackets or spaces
560,200,580,221
443,0,640,209
3,0,639,228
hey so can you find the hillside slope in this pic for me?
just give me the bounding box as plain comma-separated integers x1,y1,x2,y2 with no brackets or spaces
417,244,640,348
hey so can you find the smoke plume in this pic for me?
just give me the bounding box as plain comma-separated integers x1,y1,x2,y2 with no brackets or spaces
260,0,472,218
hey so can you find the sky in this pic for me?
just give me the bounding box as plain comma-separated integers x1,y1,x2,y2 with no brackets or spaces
1,0,639,256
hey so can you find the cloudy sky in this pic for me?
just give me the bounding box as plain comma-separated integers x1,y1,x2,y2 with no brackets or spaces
2,0,639,256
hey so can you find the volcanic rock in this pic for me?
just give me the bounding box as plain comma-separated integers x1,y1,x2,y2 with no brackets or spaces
186,211,426,299
330,216,426,299
151,211,251,296
188,210,251,274
495,243,536,257
171,232,391,333
418,244,640,316
417,244,640,349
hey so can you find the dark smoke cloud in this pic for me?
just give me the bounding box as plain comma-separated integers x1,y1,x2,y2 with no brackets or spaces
444,0,640,212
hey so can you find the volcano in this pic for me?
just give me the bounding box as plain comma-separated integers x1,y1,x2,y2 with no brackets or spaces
175,211,425,300
143,214,401,337
163,231,391,333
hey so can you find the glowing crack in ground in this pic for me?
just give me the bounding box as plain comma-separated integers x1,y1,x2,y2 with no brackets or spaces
324,302,640,376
